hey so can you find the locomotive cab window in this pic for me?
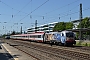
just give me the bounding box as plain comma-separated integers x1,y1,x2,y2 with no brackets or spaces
66,33,74,37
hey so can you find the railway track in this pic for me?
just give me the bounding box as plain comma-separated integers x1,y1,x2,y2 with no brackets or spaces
2,39,90,60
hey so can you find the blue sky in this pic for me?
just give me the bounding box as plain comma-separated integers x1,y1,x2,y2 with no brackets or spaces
0,0,90,34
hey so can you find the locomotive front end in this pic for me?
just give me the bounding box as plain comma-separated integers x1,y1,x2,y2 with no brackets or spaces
65,32,76,46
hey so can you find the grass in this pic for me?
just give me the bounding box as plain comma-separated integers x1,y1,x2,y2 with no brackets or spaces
76,40,90,47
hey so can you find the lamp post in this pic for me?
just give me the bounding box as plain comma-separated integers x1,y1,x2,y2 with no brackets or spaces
4,22,7,34
20,23,23,34
79,3,83,40
35,20,37,33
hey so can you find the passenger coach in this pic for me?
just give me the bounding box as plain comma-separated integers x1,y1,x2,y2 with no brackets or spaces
10,32,45,42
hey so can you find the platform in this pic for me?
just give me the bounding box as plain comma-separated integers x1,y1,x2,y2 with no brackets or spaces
0,43,14,60
0,42,36,60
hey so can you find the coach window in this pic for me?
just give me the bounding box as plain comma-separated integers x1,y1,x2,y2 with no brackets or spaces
30,35,33,38
35,35,38,38
30,36,31,38
33,35,35,38
29,36,31,38
38,35,41,38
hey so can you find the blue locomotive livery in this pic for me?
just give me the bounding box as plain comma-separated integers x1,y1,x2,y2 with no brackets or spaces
45,31,76,46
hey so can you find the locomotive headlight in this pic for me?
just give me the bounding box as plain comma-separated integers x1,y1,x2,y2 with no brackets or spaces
66,37,70,41
66,37,74,41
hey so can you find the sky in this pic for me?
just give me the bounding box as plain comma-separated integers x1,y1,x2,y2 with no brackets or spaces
0,0,90,35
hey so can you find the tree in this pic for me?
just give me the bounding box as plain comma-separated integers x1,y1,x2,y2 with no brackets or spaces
11,31,15,35
65,22,73,29
78,17,90,28
53,22,66,31
77,17,90,37
53,22,73,31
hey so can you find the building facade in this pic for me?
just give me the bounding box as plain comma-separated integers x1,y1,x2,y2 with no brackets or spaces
27,22,58,33
71,20,80,29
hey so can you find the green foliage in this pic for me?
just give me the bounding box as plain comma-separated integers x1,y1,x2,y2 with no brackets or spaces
84,43,88,46
2,34,6,38
10,31,16,35
77,17,90,35
65,22,73,29
88,44,90,47
78,17,90,28
53,22,65,31
77,41,82,45
53,22,73,31
76,41,90,47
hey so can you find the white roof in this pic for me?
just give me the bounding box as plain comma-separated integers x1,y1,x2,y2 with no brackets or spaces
46,32,60,34
48,22,58,24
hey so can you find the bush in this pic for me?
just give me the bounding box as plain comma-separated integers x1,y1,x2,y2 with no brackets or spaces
84,43,88,46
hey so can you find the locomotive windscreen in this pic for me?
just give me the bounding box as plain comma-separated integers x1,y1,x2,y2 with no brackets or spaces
66,32,74,37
